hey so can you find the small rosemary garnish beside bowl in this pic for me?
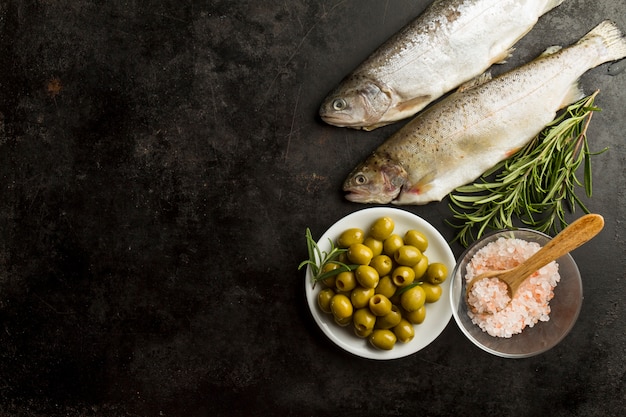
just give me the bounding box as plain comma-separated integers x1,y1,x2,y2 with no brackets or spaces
298,228,356,288
447,90,607,247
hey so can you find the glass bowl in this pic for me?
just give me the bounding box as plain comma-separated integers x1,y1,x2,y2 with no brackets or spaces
450,228,583,358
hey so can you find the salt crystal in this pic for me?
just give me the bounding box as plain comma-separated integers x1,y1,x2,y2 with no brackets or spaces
464,238,560,338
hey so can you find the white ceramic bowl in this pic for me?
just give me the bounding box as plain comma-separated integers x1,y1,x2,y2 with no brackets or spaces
305,207,456,360
450,229,583,358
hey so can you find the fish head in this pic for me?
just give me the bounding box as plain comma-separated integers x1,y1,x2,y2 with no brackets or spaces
343,154,407,204
319,77,392,129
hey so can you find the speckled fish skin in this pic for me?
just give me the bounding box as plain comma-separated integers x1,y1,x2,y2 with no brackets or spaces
343,20,626,205
319,0,568,131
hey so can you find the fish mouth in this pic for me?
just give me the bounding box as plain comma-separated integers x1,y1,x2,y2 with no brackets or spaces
319,111,365,129
344,190,369,203
343,184,372,203
344,188,393,204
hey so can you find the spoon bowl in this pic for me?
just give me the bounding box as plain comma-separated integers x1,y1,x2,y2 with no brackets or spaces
465,214,604,313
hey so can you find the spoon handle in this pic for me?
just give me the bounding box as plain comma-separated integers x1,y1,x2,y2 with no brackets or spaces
504,214,604,289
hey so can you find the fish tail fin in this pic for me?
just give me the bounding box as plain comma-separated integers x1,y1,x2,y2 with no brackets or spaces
580,20,626,65
541,0,567,15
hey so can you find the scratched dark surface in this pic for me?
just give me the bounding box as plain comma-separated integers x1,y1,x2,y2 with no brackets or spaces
0,1,625,416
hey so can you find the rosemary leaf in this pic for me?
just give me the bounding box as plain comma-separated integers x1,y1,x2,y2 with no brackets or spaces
298,228,353,288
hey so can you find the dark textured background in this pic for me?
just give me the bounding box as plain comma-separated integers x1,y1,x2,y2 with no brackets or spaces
0,1,624,416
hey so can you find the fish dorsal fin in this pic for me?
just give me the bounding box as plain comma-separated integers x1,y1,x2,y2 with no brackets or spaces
457,72,492,93
540,45,563,57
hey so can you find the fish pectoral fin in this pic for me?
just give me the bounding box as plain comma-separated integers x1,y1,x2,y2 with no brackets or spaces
457,72,492,92
396,95,432,113
362,121,393,131
406,182,433,196
405,174,436,196
559,81,586,109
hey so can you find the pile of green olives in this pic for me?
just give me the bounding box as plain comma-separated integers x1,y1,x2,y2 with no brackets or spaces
316,216,449,351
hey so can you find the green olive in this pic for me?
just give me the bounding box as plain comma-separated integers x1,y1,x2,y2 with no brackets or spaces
369,329,397,350
370,255,393,277
404,230,428,252
383,234,404,257
400,285,426,312
350,286,375,309
363,237,383,257
321,262,340,288
335,315,352,327
368,294,392,316
337,228,365,248
330,294,353,320
317,288,335,313
412,254,429,280
425,262,448,285
375,304,402,329
337,252,349,264
391,266,415,287
335,271,357,292
369,216,395,241
355,265,380,289
354,326,373,338
347,243,374,265
393,318,415,343
375,275,397,299
353,308,377,333
394,245,423,267
404,305,426,324
421,282,442,303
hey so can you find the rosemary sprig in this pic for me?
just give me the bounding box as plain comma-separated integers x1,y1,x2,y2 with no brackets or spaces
298,228,356,287
447,90,607,247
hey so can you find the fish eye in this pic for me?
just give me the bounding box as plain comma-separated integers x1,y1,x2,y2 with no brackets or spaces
332,98,347,111
355,174,367,185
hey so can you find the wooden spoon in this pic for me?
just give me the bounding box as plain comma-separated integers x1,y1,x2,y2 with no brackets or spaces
465,214,604,311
